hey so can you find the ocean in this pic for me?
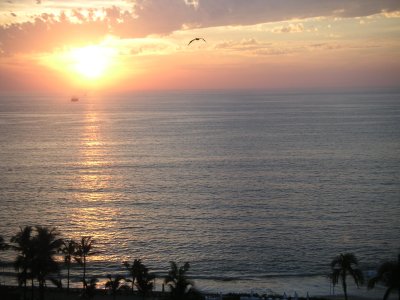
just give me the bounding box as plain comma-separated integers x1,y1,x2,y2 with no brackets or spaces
0,90,399,298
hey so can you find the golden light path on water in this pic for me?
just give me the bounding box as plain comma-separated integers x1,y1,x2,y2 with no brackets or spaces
0,92,398,297
68,108,121,264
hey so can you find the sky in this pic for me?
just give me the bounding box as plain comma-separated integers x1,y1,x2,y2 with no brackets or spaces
0,0,400,92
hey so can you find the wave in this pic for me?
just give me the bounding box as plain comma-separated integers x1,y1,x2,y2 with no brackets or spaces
188,272,326,282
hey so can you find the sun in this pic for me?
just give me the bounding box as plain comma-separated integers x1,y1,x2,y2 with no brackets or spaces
69,45,116,79
40,39,129,90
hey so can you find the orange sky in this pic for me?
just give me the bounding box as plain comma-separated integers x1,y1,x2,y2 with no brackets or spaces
0,0,400,93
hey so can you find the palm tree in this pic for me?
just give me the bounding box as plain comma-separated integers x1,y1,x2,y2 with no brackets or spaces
82,277,98,299
368,254,400,300
10,226,34,300
135,260,155,297
0,235,8,250
60,239,77,294
123,258,155,296
75,236,96,289
0,235,8,271
0,234,8,272
330,253,364,300
164,261,194,300
31,226,64,300
123,259,141,293
105,274,125,300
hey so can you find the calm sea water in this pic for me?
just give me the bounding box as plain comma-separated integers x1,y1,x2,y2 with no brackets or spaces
0,90,399,297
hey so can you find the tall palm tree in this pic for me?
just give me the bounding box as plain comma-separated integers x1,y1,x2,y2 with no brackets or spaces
74,236,96,289
164,261,194,300
135,259,155,297
123,259,142,293
105,274,125,300
330,253,364,300
60,239,77,294
123,258,155,296
10,226,34,300
368,254,400,300
31,226,64,300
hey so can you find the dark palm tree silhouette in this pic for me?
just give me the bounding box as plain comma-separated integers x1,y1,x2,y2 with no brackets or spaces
10,226,34,300
60,239,77,294
164,261,194,300
74,236,96,290
105,274,125,300
123,259,155,297
368,254,400,300
330,253,364,300
0,235,8,250
0,235,9,290
123,259,141,293
81,277,98,299
31,226,64,300
135,260,155,297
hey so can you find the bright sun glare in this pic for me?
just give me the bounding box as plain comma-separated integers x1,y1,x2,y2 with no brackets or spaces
70,45,116,79
42,39,126,89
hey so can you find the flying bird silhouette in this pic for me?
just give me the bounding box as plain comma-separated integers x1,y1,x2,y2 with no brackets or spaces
188,37,206,46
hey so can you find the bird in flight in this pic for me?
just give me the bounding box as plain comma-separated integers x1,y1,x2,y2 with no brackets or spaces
188,37,206,46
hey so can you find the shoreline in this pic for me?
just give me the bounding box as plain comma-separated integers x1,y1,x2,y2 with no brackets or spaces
0,284,386,300
0,272,386,300
0,264,382,296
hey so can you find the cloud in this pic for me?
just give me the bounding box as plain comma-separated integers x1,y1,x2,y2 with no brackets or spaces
0,12,110,54
0,0,399,54
128,38,175,56
214,38,295,56
128,0,400,30
213,37,388,58
272,23,305,33
184,0,199,10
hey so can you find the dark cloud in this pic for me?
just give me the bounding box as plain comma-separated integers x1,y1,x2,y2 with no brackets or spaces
129,0,400,30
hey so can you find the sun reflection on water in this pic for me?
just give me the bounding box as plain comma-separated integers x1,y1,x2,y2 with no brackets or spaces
68,108,122,262
75,110,110,196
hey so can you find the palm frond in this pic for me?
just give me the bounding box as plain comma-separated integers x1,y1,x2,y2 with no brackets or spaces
368,276,378,289
0,236,9,250
349,268,364,286
49,277,62,288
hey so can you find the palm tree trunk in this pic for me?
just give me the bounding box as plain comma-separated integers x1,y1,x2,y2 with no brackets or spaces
67,264,70,294
383,286,393,300
83,255,86,289
31,277,34,300
39,280,45,300
342,275,348,300
397,253,400,300
23,275,27,300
